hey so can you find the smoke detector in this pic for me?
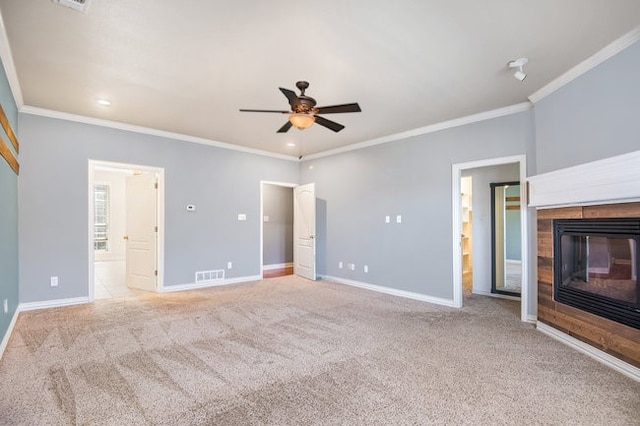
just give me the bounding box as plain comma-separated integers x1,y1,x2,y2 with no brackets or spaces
52,0,91,13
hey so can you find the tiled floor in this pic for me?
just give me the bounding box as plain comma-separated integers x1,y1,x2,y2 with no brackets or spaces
94,260,140,299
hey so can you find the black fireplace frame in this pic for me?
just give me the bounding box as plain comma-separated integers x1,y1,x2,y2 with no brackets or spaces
553,218,640,330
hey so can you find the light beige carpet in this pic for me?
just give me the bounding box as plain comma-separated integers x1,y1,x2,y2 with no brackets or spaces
0,276,638,425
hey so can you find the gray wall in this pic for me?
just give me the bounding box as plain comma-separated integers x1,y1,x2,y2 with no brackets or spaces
463,164,520,295
18,114,299,303
301,110,535,300
0,58,19,343
535,40,640,173
262,184,293,266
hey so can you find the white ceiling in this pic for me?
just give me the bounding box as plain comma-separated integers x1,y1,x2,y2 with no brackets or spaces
1,1,639,158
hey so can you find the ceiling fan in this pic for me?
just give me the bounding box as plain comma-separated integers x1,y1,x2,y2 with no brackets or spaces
239,81,361,133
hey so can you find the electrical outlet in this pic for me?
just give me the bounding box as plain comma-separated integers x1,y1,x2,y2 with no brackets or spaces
348,263,355,271
227,262,233,269
3,299,7,314
338,261,343,269
385,216,390,223
364,265,369,273
396,215,402,223
51,276,59,287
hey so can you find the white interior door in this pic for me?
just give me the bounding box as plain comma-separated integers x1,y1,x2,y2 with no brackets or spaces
294,183,316,280
125,173,158,291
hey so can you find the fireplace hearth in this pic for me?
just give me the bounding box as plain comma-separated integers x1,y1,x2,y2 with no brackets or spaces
554,218,640,329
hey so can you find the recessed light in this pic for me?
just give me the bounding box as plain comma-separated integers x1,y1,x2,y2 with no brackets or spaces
287,142,296,147
97,99,111,106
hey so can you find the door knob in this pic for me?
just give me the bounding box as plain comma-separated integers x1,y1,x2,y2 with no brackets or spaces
123,235,129,241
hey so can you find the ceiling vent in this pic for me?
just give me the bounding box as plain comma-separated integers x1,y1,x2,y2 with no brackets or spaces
52,0,91,13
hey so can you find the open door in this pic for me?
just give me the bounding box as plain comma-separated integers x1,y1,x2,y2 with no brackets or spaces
294,183,316,280
125,173,158,291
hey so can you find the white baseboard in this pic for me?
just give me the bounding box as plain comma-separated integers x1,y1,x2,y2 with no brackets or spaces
263,262,293,271
527,314,537,323
0,307,20,360
536,321,640,382
19,297,90,312
321,275,457,308
162,275,262,293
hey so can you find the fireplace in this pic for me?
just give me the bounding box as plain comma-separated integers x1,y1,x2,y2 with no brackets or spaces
554,218,640,329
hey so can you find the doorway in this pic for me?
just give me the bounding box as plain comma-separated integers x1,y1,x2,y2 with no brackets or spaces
260,181,317,280
452,155,530,322
88,160,165,301
261,183,295,278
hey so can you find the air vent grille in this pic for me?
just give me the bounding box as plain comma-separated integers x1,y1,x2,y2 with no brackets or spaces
52,0,90,13
195,269,225,284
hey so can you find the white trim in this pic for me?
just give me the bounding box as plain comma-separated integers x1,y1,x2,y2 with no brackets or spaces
22,105,298,162
0,306,20,360
537,322,640,383
452,155,530,322
20,297,89,312
526,314,537,324
528,150,640,208
88,160,166,299
161,275,262,293
321,275,457,308
529,27,640,104
0,9,23,108
303,103,532,161
263,263,294,271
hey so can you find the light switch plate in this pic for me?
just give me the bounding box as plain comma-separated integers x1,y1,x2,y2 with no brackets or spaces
237,214,247,221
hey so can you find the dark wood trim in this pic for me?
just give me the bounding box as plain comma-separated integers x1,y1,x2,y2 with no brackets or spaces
0,104,18,153
0,135,18,175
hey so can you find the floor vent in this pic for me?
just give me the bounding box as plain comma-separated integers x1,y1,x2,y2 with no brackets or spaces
195,269,225,284
52,0,91,13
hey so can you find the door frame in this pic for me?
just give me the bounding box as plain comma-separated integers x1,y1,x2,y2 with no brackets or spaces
88,160,165,300
451,155,531,322
260,181,297,278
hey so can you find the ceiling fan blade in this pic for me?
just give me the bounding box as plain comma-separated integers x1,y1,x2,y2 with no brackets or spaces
314,115,345,132
279,87,302,110
277,121,293,133
239,109,289,113
315,103,361,114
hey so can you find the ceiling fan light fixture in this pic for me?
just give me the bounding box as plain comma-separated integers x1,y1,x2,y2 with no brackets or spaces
289,113,315,130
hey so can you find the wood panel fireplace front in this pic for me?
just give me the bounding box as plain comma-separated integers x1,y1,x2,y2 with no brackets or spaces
537,204,640,367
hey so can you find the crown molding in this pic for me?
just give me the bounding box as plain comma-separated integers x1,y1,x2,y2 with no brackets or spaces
20,105,299,162
303,102,533,161
0,8,24,108
529,26,640,104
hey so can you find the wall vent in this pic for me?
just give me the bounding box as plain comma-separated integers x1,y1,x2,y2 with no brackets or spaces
195,269,225,284
52,0,91,13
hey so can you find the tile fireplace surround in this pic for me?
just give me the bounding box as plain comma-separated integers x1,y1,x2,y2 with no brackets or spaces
529,150,640,378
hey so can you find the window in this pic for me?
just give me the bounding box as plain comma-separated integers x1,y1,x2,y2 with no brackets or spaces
94,184,110,251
